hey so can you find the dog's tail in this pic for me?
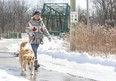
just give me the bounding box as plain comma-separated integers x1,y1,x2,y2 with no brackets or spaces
20,42,28,50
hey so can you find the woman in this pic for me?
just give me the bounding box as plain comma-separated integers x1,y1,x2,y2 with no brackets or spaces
25,11,51,70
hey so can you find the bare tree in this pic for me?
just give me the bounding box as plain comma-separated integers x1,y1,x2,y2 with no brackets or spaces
0,0,56,36
29,0,54,13
92,0,116,26
0,0,5,33
0,0,29,33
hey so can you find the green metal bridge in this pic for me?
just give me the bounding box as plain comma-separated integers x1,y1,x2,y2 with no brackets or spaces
41,3,70,35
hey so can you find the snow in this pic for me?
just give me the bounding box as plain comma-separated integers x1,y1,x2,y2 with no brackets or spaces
0,66,29,81
0,36,116,81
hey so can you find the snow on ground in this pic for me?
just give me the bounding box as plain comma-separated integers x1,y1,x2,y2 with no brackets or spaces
0,66,29,81
1,36,116,81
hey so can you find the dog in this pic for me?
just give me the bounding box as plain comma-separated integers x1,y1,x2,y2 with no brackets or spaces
19,42,35,75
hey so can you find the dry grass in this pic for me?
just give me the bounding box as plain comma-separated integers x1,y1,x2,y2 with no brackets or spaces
71,24,116,56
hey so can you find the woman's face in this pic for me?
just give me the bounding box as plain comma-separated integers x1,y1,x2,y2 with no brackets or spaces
33,14,40,20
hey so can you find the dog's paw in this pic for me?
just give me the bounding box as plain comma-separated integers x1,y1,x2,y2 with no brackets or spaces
21,72,26,77
29,67,31,70
30,73,34,75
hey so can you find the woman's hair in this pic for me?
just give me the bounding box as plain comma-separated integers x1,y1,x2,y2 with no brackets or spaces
32,11,41,16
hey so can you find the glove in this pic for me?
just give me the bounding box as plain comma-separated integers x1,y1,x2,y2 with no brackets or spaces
48,37,51,42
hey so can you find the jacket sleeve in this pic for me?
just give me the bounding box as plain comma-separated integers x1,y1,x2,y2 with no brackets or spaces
25,22,33,34
40,21,51,37
43,27,51,37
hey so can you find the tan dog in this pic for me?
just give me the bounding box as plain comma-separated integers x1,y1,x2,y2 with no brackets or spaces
19,42,35,75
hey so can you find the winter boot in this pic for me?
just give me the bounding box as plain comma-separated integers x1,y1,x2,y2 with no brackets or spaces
34,60,40,70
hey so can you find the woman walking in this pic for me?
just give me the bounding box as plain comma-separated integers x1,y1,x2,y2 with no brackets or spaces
25,11,51,70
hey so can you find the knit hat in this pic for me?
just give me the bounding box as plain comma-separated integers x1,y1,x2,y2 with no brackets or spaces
32,11,41,16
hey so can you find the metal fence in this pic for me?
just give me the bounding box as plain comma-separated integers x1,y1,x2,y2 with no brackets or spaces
41,3,70,35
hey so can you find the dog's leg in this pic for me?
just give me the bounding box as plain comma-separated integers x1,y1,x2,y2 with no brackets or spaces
19,53,23,71
24,62,26,71
22,62,25,71
21,61,26,76
19,53,22,66
20,59,23,69
30,61,34,75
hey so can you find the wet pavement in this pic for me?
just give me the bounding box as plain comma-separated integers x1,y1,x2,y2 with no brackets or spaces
0,39,97,81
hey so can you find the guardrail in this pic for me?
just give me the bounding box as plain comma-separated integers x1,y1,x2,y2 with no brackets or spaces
1,32,22,39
